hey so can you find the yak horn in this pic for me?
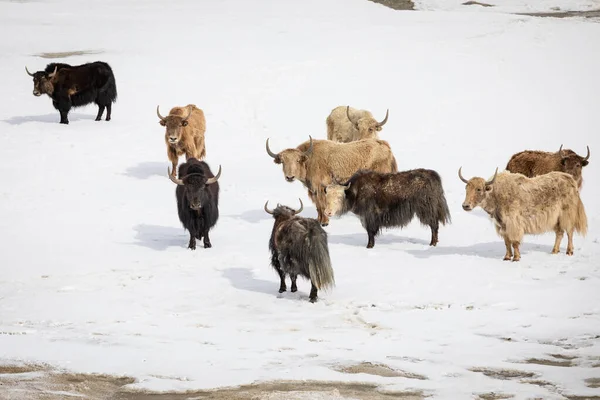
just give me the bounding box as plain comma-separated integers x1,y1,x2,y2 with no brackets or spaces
485,167,499,186
156,105,167,122
48,65,58,78
205,165,222,185
304,136,314,157
332,175,351,190
558,144,565,157
583,145,590,161
458,167,469,184
167,167,184,185
265,138,278,159
264,201,274,215
346,106,358,127
182,105,193,122
25,66,34,77
293,198,304,215
377,109,389,127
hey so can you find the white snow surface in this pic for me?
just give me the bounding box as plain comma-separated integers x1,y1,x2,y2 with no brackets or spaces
0,0,599,399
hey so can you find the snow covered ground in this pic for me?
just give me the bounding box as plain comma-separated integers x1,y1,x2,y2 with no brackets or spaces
0,0,599,399
415,0,600,13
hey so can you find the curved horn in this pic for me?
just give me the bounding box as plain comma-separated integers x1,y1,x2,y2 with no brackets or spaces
304,136,314,157
485,167,499,186
48,65,58,78
156,105,167,122
205,165,222,185
182,105,193,122
346,106,358,126
264,201,274,215
167,167,184,185
583,145,590,161
265,138,278,159
293,198,304,215
458,167,469,184
25,66,34,77
332,175,351,190
558,144,564,157
377,109,389,127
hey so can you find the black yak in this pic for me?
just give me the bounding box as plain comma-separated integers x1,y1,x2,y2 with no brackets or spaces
324,169,451,248
168,158,221,250
265,199,335,303
25,61,117,124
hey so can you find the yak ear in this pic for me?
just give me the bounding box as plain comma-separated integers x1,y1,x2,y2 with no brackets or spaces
159,120,166,126
273,156,282,164
485,185,493,192
561,158,567,165
582,160,589,167
181,121,188,127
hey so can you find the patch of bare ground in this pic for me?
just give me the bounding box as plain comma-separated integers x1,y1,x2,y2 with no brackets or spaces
564,397,600,400
462,1,494,7
476,393,514,400
586,378,600,388
35,49,104,59
521,358,574,367
367,0,414,11
549,353,578,361
516,9,600,19
332,362,428,380
469,367,538,380
0,363,46,374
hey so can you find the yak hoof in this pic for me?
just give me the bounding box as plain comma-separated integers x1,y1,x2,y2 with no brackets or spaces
278,288,286,293
367,243,374,249
95,117,101,121
566,250,574,256
309,297,317,303
60,120,69,125
188,245,196,250
105,117,111,121
321,223,329,227
503,256,512,261
204,242,212,249
512,257,520,262
291,287,298,293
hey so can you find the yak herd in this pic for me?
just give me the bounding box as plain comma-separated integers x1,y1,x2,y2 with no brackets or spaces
25,61,592,302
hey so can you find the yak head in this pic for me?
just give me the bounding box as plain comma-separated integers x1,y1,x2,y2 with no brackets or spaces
26,65,57,97
558,145,590,187
265,136,313,183
459,167,498,211
157,105,193,146
346,106,388,139
264,198,304,219
323,179,351,217
168,163,221,211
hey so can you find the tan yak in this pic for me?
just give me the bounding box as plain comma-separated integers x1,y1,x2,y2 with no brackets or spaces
326,106,389,143
459,168,587,261
505,145,590,190
266,136,398,226
157,104,207,177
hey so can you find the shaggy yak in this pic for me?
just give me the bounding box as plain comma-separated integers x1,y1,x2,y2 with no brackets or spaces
265,199,335,303
326,105,389,143
266,136,398,226
324,169,451,248
505,145,590,190
26,61,117,124
168,158,221,250
157,104,207,177
459,167,587,261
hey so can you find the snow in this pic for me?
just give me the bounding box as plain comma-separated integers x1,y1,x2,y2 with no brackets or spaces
0,0,599,399
415,0,600,13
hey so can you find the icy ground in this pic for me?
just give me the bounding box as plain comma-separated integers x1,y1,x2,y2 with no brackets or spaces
0,0,599,399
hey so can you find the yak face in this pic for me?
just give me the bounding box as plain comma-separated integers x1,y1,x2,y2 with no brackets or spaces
323,183,349,217
28,68,56,97
183,176,210,211
459,167,498,212
560,153,589,185
157,106,192,146
276,149,308,182
356,118,382,139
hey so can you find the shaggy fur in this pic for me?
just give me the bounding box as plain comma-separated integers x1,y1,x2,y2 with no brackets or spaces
326,105,389,143
27,61,117,124
460,169,587,261
173,158,220,250
158,104,207,177
266,136,398,226
324,169,451,248
505,146,590,190
267,203,335,303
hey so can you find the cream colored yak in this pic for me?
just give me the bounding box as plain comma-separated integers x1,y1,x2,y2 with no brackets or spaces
459,168,587,261
326,106,389,143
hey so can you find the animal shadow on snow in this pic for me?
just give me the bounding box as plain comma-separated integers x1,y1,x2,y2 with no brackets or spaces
228,206,318,224
222,268,313,301
132,224,188,251
328,232,430,247
407,241,555,260
124,162,166,180
2,113,91,125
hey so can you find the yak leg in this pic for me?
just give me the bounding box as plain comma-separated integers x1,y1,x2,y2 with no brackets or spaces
552,225,564,254
95,105,105,121
309,282,318,303
503,236,513,261
168,148,179,177
274,257,287,293
512,241,521,262
188,233,196,251
566,229,574,256
367,228,377,249
105,103,112,121
203,230,212,248
56,96,72,124
429,222,439,246
290,274,298,292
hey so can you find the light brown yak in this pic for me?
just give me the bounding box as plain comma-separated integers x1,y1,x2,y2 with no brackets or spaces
266,136,398,226
459,168,587,261
157,104,207,177
326,106,389,143
505,145,590,190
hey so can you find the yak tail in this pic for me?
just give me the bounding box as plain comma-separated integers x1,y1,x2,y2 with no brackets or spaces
307,226,335,291
439,192,452,225
574,196,588,236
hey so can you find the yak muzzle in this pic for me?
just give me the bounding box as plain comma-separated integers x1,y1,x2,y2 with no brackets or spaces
285,176,295,182
33,91,41,97
190,203,202,211
462,204,472,211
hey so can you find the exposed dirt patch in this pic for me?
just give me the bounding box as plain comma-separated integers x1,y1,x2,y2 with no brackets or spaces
469,367,537,380
35,49,104,59
521,379,557,389
0,363,46,374
516,9,600,19
564,397,600,400
586,378,600,388
367,0,415,11
462,1,494,7
476,393,514,400
332,362,427,380
549,353,578,361
522,357,574,367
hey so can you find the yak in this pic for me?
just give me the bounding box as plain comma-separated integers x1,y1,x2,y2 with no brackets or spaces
168,158,221,250
265,199,335,303
505,145,590,190
26,61,117,124
459,167,587,261
157,104,207,177
266,136,398,226
324,169,451,248
326,105,389,143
